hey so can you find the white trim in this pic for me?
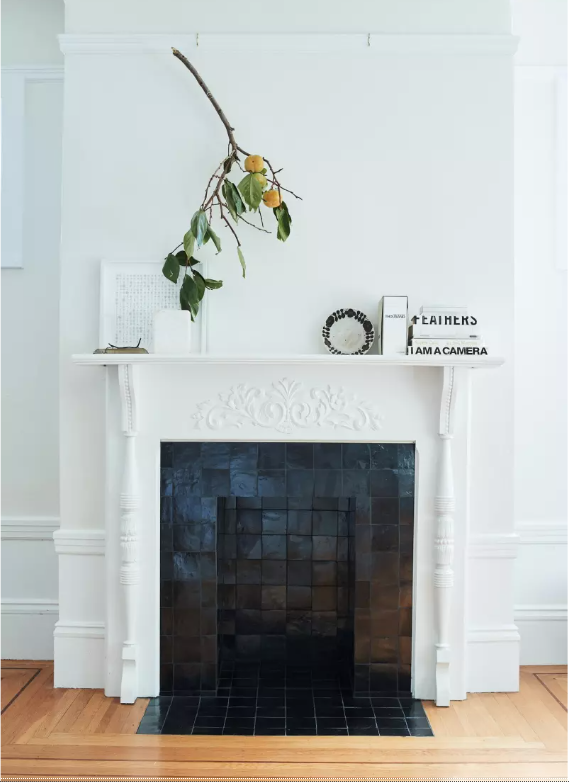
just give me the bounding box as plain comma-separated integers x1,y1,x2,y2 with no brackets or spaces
54,620,105,639
1,65,64,81
53,529,105,555
2,599,59,615
516,520,568,545
72,353,505,369
468,532,519,559
467,625,521,644
58,33,519,57
1,516,60,541
515,605,568,622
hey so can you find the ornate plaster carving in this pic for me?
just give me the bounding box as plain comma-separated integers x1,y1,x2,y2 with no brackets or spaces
193,378,383,434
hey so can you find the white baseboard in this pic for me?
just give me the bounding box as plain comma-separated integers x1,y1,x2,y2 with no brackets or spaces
1,599,59,660
515,604,568,665
54,633,105,689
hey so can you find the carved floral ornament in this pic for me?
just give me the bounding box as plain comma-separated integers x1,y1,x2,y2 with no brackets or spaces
193,378,383,434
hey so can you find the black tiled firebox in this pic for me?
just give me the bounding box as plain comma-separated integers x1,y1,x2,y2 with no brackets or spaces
160,441,415,697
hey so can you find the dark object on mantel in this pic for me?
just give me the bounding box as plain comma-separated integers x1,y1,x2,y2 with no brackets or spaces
94,339,148,355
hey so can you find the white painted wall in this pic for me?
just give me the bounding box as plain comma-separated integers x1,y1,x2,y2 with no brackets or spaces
512,0,568,664
1,0,64,658
56,0,518,692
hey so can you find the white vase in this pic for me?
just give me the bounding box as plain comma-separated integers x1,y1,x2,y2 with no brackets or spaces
153,309,192,354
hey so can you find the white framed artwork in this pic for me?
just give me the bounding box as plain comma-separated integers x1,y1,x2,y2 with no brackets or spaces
100,260,206,353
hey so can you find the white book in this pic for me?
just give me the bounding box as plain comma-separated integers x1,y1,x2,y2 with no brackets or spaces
379,296,408,356
409,323,481,338
409,338,487,356
420,305,468,315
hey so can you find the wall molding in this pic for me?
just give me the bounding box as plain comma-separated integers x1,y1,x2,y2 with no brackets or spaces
58,33,519,57
469,532,520,559
516,520,568,545
467,625,521,644
1,65,64,81
53,529,105,555
1,516,60,541
54,620,105,639
2,598,58,615
515,605,568,622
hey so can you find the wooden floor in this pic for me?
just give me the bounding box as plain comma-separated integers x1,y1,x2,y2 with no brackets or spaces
1,661,567,779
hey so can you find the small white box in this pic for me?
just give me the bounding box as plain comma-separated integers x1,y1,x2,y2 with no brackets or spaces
379,296,408,355
153,309,192,354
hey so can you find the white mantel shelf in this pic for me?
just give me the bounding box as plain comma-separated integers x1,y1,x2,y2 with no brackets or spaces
72,353,504,369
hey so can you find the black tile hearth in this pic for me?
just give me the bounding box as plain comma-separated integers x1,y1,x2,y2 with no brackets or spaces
138,664,432,736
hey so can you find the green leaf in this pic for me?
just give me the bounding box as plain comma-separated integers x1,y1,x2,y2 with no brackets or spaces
238,173,263,211
260,167,267,175
274,201,292,242
237,246,246,278
222,180,246,223
207,225,222,253
180,274,200,320
174,250,200,267
162,253,180,283
204,278,223,290
191,210,209,247
192,270,206,301
183,228,196,258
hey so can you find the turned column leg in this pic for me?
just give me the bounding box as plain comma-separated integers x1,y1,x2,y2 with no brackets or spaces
118,364,139,703
434,366,457,707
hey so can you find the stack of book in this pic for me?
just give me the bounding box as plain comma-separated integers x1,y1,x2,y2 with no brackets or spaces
408,305,488,356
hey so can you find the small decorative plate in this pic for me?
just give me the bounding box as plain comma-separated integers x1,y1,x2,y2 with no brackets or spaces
322,308,375,355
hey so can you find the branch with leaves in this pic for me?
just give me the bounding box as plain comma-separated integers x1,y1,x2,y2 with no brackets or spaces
162,48,302,319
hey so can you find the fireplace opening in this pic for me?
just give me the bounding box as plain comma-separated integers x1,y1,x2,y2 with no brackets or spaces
147,441,432,736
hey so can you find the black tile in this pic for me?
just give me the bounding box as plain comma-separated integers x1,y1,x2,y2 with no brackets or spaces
202,469,230,496
370,697,401,707
288,561,312,586
286,586,312,610
408,725,433,736
237,534,262,560
318,726,349,735
342,443,370,470
193,716,226,728
287,510,312,535
312,536,336,560
262,534,287,560
236,497,262,509
314,470,342,497
372,706,404,718
346,719,379,735
236,559,262,584
371,525,399,552
258,470,286,496
376,716,407,730
402,701,427,718
237,509,262,534
236,584,261,609
287,470,315,497
287,535,312,560
192,727,224,734
286,443,314,469
370,444,399,470
261,586,286,610
255,717,286,727
379,727,410,736
371,497,400,525
262,509,287,534
288,497,313,510
231,443,258,471
262,560,287,585
343,706,375,718
342,470,370,496
201,442,229,468
258,443,286,470
172,552,200,581
370,469,399,498
231,471,258,496
398,469,415,497
313,510,338,535
314,443,341,469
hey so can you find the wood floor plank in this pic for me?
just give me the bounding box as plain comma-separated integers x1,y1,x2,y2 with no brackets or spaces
1,660,52,670
537,674,568,709
1,668,39,711
3,742,564,763
1,759,567,778
1,666,54,745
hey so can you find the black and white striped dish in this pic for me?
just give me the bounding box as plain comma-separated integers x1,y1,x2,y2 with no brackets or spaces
322,308,375,355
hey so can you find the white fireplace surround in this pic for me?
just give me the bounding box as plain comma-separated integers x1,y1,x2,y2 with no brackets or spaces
55,353,513,707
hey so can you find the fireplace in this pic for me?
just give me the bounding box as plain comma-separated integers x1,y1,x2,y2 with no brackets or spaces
160,441,415,696
60,353,508,710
